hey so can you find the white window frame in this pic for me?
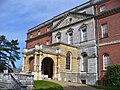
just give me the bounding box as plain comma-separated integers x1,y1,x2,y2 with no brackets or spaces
103,54,109,70
81,53,88,71
38,31,41,35
56,36,61,42
102,24,108,38
67,33,73,44
81,29,87,42
30,34,33,38
46,40,50,45
100,5,106,12
66,53,71,70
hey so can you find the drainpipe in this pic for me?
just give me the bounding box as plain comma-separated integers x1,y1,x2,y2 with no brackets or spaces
94,4,100,84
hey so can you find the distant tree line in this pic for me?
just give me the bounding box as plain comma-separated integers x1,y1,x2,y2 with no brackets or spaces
0,35,20,73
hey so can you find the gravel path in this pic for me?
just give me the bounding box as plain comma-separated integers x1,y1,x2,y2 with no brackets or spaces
48,80,101,90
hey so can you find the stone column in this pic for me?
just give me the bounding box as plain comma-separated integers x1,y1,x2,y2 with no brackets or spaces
33,52,38,80
26,56,29,72
57,55,61,80
34,52,37,72
54,55,59,80
38,52,43,80
22,55,25,72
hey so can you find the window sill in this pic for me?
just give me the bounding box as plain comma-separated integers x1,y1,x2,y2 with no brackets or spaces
101,70,107,72
100,36,109,39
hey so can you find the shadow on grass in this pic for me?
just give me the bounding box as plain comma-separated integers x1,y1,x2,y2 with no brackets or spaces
63,85,97,90
88,84,120,90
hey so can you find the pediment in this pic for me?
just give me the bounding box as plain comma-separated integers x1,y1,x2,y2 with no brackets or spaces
54,13,91,29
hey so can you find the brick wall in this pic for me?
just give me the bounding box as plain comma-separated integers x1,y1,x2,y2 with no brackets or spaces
97,0,120,83
26,24,52,48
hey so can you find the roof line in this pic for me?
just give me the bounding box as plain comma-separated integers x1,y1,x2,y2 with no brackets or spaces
27,0,90,33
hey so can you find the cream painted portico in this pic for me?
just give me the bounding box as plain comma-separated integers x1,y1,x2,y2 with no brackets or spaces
22,43,78,81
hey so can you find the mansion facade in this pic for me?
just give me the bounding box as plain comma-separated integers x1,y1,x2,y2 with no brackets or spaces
22,0,120,84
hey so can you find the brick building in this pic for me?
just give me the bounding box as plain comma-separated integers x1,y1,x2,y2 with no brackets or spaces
22,0,120,84
96,0,120,84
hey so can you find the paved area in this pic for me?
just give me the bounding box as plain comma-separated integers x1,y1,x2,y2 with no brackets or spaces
48,80,101,90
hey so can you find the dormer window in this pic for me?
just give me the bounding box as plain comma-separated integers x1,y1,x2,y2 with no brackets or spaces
100,5,106,12
56,32,61,42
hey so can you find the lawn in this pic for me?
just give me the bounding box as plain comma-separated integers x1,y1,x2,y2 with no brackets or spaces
34,80,63,90
88,84,120,90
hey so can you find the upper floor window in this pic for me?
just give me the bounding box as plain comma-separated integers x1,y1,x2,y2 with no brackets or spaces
68,33,73,44
30,34,33,38
46,40,50,45
101,24,108,38
100,5,106,12
56,32,61,42
80,23,87,42
47,26,52,32
67,28,73,44
81,29,87,41
66,53,71,70
38,31,41,35
103,53,109,70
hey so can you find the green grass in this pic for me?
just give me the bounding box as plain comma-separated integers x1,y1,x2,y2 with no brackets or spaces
88,84,120,90
34,80,63,90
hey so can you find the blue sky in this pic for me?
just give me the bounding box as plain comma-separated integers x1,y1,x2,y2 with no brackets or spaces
0,0,88,68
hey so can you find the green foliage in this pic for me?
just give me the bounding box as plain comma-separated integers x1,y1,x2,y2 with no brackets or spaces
0,35,20,72
34,80,63,90
106,64,120,87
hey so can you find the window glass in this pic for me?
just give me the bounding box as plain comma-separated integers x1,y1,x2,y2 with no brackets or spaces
68,32,73,44
100,5,106,12
102,24,108,38
103,53,109,70
82,29,87,41
66,53,70,70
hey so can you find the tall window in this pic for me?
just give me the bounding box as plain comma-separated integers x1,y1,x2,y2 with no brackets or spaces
102,24,108,38
56,32,61,42
66,53,71,70
81,29,87,41
100,5,106,12
103,53,109,70
67,28,73,44
68,32,73,44
81,52,88,71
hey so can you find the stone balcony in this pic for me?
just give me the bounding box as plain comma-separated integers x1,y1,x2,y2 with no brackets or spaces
23,44,59,55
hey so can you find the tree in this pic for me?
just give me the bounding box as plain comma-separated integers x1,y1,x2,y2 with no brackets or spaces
0,35,20,72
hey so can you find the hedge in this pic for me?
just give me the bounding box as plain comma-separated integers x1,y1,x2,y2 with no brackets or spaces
106,64,120,87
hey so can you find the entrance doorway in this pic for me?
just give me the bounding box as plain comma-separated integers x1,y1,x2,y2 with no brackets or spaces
29,57,34,72
41,57,54,78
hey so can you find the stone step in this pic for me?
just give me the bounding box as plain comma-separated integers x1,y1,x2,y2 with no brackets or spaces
0,80,8,89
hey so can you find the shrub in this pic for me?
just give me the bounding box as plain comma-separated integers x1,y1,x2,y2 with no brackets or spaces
106,64,120,87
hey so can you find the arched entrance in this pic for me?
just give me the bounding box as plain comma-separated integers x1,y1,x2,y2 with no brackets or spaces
29,57,34,72
41,57,54,78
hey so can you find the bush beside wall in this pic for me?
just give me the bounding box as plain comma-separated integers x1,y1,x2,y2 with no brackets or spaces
106,64,120,87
